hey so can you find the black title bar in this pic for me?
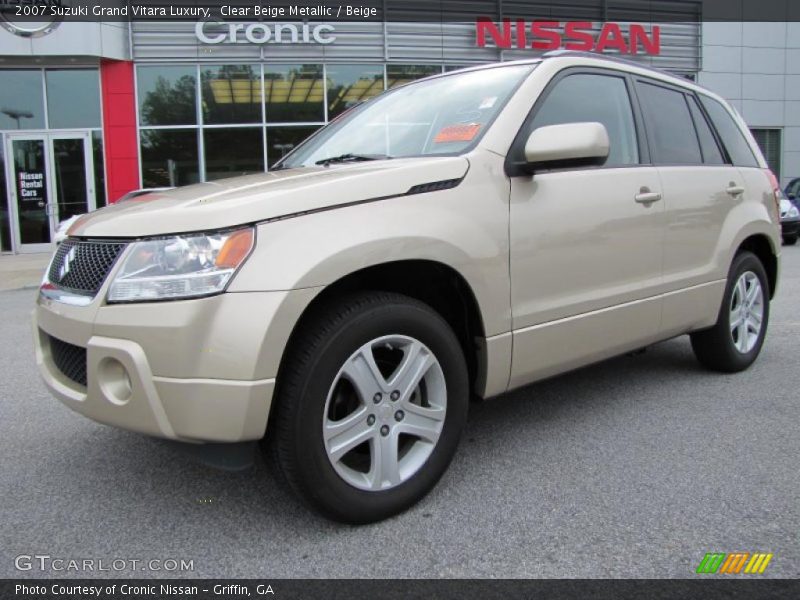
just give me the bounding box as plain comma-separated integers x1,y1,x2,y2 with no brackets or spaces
1,0,800,23
3,579,800,600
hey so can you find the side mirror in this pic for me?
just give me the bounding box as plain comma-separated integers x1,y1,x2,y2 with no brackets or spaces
524,122,610,169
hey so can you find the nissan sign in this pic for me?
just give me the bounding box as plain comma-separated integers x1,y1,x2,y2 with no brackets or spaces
476,20,661,55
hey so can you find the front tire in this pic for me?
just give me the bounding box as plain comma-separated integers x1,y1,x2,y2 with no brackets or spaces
269,292,469,523
783,234,797,246
690,251,770,372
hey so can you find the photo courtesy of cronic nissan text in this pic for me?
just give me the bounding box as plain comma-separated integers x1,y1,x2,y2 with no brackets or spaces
0,1,798,599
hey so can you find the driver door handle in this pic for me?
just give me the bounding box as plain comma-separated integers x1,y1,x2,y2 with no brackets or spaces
634,188,662,205
727,184,746,197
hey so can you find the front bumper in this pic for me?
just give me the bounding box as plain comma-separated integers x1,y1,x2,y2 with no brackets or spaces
33,287,319,443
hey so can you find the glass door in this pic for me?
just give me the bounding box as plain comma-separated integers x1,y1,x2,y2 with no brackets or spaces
6,132,95,253
51,134,95,225
8,135,52,253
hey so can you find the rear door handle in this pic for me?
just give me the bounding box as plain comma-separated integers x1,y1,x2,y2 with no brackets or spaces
634,189,662,205
727,184,745,197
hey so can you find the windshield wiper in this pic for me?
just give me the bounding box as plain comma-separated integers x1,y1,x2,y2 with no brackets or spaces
315,153,392,166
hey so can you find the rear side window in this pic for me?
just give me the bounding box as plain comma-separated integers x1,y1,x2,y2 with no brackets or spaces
528,73,639,166
687,96,725,165
637,82,702,165
698,96,760,168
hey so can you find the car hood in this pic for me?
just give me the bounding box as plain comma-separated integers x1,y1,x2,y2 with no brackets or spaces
70,157,470,238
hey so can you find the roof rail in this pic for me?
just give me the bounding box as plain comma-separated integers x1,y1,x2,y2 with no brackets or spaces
541,50,693,82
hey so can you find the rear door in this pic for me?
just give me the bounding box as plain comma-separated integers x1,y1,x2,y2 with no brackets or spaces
635,78,743,335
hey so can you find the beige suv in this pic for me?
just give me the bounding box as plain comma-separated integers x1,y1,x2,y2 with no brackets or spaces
34,54,781,523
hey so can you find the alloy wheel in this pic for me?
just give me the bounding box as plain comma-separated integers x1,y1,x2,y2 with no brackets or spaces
322,335,447,491
729,271,764,354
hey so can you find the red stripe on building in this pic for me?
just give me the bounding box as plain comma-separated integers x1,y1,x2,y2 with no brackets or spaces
100,59,140,204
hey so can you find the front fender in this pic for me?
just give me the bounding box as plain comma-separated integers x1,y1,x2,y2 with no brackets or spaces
228,158,512,337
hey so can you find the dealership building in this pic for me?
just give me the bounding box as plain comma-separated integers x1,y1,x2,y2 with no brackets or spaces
0,1,794,253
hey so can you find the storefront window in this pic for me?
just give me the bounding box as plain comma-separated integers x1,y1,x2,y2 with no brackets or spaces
0,70,46,130
386,65,441,89
92,131,106,207
140,129,200,187
264,65,324,123
0,140,11,251
204,128,264,181
267,126,319,167
45,69,101,129
137,66,197,126
201,65,262,125
326,65,385,120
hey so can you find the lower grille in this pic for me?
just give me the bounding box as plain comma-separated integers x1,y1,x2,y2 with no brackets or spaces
48,335,87,387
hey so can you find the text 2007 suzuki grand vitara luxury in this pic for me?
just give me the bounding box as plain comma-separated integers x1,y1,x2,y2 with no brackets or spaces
35,53,780,523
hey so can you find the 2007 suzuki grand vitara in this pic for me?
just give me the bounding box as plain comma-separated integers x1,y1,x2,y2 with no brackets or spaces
35,53,781,523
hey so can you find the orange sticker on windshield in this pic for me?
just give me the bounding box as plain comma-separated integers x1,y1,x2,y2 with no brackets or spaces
434,123,481,143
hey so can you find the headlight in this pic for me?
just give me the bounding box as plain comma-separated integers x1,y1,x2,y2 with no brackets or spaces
108,227,254,303
788,205,800,218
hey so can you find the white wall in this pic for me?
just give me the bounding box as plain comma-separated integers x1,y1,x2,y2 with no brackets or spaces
699,21,800,185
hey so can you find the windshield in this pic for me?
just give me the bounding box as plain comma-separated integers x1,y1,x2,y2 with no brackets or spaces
278,64,534,168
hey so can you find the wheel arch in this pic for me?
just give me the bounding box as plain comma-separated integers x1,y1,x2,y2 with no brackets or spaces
736,233,778,298
272,259,488,406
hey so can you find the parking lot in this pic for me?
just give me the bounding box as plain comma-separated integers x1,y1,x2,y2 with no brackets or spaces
1,248,798,579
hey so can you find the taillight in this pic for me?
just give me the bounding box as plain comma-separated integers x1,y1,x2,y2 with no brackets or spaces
765,169,781,215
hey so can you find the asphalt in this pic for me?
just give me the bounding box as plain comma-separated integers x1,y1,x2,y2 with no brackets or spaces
1,249,798,579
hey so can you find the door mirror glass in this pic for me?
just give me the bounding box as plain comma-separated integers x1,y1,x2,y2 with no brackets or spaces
524,122,610,168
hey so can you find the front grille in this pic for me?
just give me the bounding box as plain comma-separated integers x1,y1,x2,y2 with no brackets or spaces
48,335,87,387
48,239,127,295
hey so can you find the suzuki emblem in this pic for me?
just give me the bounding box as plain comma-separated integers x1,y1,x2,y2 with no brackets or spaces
58,246,77,282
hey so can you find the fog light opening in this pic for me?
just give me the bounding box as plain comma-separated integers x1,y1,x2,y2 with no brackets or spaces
98,357,133,405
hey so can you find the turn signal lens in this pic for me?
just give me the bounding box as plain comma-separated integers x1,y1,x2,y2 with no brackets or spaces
216,228,255,268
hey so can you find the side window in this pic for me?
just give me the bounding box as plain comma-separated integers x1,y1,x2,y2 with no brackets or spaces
637,82,702,165
787,179,800,199
699,95,760,168
529,73,639,166
687,96,725,165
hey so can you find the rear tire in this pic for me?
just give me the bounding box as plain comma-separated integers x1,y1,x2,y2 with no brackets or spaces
690,251,770,373
268,292,469,523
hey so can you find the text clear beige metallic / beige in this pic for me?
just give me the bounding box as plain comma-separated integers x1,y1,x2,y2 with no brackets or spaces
33,54,781,522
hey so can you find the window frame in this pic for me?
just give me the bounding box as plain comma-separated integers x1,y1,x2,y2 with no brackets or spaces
634,77,710,167
505,67,650,177
685,93,727,166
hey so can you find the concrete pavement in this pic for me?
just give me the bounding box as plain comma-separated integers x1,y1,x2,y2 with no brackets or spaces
0,253,50,291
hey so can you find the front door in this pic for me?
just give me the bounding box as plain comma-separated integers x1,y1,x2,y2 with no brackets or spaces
6,132,95,253
507,70,665,388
